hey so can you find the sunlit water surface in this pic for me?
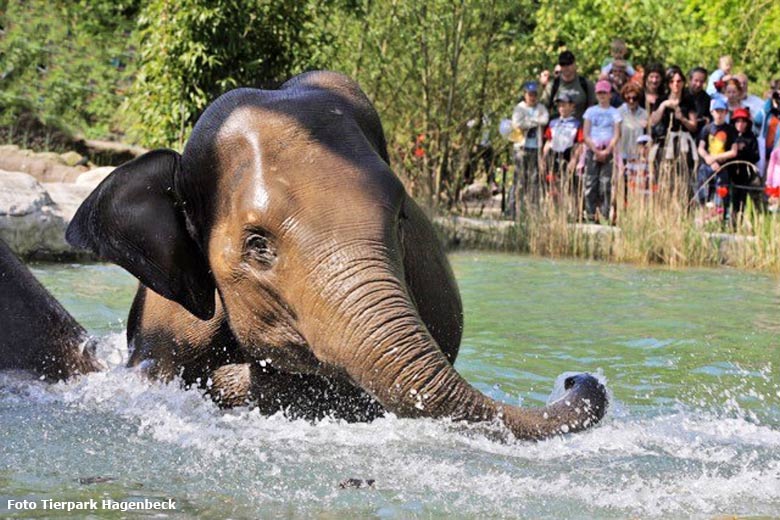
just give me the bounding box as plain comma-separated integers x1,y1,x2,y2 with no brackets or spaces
1,253,779,518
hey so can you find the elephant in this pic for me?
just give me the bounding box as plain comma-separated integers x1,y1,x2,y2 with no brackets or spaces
63,70,607,440
0,238,101,379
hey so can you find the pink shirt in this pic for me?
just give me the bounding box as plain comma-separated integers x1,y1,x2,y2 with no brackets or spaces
767,147,780,189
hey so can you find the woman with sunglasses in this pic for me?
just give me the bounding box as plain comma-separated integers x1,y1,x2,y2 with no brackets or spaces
618,82,648,168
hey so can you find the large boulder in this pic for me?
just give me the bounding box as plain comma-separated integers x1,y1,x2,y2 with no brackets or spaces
75,166,113,187
0,145,88,183
0,170,92,260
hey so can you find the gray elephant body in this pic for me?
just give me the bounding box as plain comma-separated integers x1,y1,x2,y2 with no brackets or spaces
0,238,100,379
64,71,607,440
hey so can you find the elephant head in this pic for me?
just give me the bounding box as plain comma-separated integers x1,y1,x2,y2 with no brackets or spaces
67,71,606,440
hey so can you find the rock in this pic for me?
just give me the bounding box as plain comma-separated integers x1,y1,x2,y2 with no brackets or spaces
75,166,114,187
34,151,66,165
433,215,515,250
43,182,96,221
0,144,21,154
0,147,88,183
0,170,55,216
0,170,92,260
60,150,86,167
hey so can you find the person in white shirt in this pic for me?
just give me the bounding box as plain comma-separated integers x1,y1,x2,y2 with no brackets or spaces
582,80,622,223
509,81,549,215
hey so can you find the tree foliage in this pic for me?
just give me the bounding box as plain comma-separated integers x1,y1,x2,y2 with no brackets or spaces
0,0,138,137
121,0,331,148
528,0,780,86
320,0,537,202
1,0,778,203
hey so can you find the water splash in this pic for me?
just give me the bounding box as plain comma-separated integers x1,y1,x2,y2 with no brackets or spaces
2,335,778,518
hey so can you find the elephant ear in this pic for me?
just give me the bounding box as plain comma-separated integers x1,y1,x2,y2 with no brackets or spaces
66,149,216,320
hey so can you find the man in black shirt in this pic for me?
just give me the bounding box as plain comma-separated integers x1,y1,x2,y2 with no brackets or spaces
688,67,711,134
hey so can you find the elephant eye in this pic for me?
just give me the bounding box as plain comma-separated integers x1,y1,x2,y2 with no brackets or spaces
243,231,276,268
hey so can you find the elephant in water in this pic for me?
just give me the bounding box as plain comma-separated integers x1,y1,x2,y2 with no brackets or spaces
11,71,606,440
0,238,100,379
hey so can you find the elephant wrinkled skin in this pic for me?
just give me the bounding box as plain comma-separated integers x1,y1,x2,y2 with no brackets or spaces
0,238,100,379
62,71,607,440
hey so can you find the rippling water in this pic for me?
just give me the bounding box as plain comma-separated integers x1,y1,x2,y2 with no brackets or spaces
1,254,778,518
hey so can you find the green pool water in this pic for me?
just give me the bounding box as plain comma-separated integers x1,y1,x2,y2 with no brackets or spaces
1,253,778,518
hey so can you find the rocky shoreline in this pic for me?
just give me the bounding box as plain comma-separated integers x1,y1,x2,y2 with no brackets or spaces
0,146,759,266
0,145,114,260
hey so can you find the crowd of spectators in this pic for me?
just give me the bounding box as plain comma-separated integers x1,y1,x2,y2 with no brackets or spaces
503,40,780,224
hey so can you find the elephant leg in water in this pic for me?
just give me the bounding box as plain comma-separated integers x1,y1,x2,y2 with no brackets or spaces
66,70,607,440
0,238,100,379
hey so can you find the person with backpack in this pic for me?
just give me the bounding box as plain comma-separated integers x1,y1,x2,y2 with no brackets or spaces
541,50,596,122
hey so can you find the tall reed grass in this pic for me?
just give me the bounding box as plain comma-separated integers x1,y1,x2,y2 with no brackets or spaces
505,149,780,273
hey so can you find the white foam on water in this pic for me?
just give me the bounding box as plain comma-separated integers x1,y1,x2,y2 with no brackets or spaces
1,334,779,518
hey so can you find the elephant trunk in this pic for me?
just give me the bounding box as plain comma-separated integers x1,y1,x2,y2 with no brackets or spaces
308,263,607,441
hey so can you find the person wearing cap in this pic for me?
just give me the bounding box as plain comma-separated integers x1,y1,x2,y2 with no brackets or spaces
730,107,765,217
509,81,550,215
582,79,622,223
542,92,584,200
540,50,596,122
696,97,738,212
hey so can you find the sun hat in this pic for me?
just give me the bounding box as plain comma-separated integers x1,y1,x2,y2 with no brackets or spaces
731,107,751,121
